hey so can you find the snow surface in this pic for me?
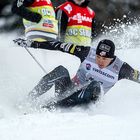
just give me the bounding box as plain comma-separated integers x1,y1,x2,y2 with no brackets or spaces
0,22,140,140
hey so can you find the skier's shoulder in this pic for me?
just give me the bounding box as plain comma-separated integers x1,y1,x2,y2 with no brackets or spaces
87,6,95,16
109,56,124,72
56,1,73,14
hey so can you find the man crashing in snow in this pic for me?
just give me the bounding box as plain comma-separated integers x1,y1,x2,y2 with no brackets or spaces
14,38,140,109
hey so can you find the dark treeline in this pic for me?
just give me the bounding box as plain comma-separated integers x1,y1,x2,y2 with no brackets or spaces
0,0,140,36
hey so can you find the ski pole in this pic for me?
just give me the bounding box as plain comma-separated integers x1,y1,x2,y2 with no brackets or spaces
24,47,47,74
13,38,47,74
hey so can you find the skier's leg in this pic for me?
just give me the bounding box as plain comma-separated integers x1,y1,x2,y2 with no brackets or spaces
55,67,72,94
56,80,101,107
28,65,70,99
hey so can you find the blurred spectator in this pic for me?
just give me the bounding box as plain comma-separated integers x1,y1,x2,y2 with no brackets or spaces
11,0,58,41
55,0,95,46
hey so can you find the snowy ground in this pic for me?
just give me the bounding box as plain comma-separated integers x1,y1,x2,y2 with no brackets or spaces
0,22,140,140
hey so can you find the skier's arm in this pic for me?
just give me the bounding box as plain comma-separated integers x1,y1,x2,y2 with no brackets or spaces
118,62,140,83
11,0,42,23
91,18,97,38
32,40,90,62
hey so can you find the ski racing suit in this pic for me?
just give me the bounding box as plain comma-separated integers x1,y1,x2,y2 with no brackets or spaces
27,40,140,108
12,0,58,41
55,0,95,46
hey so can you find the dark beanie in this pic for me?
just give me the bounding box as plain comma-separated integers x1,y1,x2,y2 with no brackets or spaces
96,39,115,58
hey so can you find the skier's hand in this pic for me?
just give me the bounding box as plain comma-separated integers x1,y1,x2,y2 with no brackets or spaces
13,38,33,48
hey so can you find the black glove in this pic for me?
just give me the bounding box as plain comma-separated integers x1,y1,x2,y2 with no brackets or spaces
13,38,38,48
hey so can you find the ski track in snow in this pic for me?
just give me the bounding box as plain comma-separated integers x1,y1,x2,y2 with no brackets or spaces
0,22,140,140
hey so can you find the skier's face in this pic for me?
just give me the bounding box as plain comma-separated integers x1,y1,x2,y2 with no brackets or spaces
95,55,113,69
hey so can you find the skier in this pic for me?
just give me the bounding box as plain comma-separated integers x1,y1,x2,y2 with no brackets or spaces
12,0,58,41
14,38,140,108
55,0,95,46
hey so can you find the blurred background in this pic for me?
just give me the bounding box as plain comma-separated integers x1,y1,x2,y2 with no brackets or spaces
0,0,140,37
